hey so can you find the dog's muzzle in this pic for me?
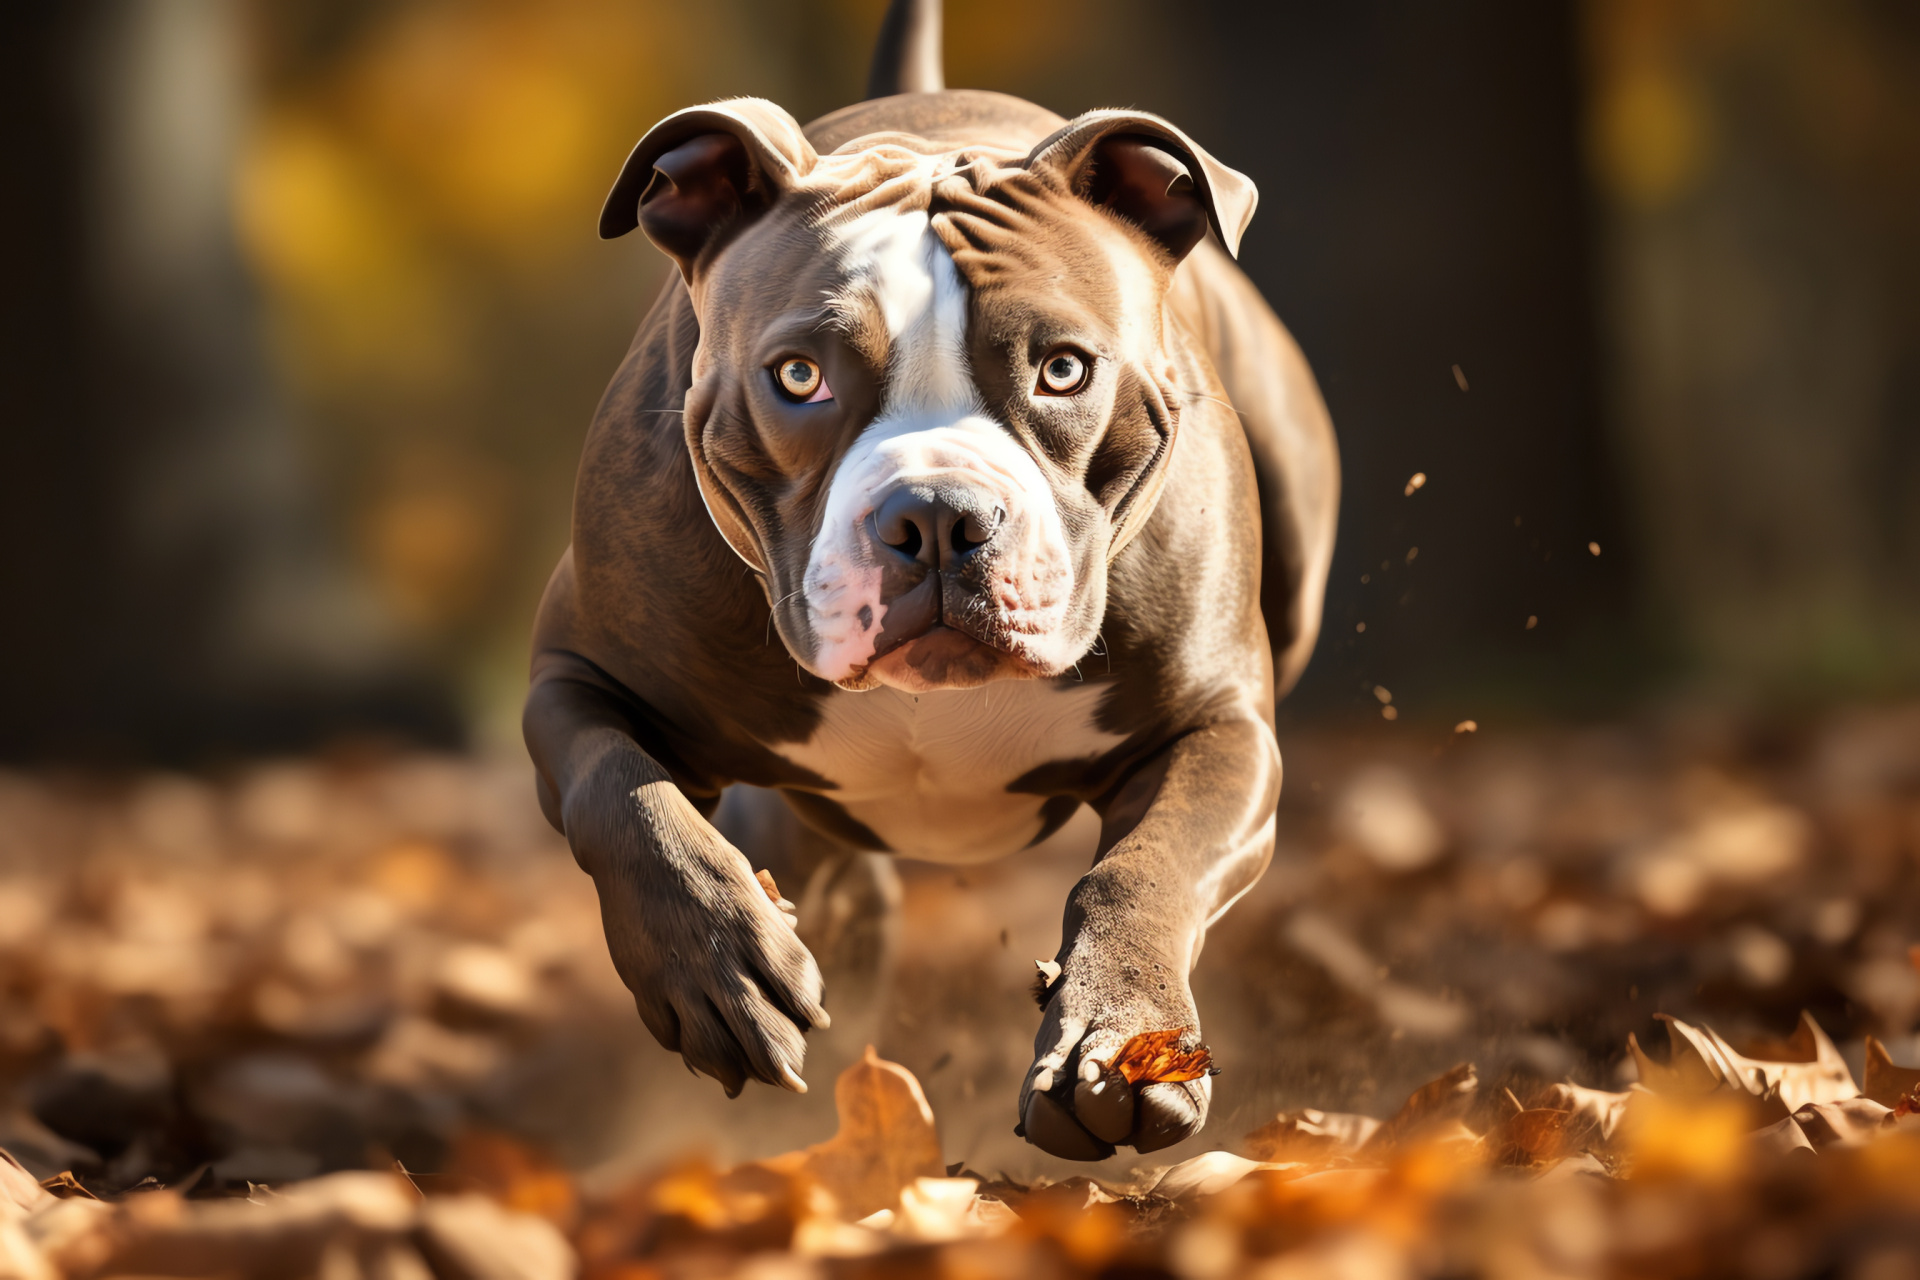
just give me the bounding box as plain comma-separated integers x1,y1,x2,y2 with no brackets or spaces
860,483,1004,654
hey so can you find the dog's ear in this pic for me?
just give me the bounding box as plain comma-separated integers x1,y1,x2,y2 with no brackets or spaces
600,99,818,280
1026,110,1257,262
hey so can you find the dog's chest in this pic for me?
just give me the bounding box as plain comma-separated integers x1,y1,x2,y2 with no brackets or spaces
765,682,1125,862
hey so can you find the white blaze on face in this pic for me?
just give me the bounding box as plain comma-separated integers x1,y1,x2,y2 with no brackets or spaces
803,201,1075,683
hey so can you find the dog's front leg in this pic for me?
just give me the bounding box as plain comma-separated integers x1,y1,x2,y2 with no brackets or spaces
525,654,828,1096
1021,718,1280,1159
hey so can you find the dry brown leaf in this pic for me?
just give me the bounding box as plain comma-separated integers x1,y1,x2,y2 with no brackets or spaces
1359,1062,1477,1156
1493,1109,1574,1166
759,1046,943,1222
1628,1018,1727,1096
1533,1082,1636,1150
1240,1109,1382,1163
36,1173,95,1202
26,1198,116,1277
1862,1035,1920,1108
1631,1012,1853,1117
79,1173,419,1279
1151,1152,1305,1201
0,1154,53,1214
417,1193,577,1280
1791,1097,1893,1149
1105,1029,1213,1085
1719,1012,1856,1110
1750,1115,1816,1158
871,1177,1019,1244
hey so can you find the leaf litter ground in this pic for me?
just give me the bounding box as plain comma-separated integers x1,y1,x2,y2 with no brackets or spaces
0,703,1916,1276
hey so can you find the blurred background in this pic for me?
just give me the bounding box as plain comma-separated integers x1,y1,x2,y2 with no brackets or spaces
6,0,1917,761
0,0,1917,1194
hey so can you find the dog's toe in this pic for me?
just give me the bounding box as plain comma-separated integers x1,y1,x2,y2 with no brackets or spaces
1022,1089,1116,1161
1132,1076,1210,1153
1072,1069,1135,1144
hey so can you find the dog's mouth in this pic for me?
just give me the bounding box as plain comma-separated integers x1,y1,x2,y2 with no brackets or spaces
861,626,1030,692
833,572,1038,692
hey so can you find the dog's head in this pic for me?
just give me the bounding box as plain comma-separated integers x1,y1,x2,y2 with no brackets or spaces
601,99,1255,693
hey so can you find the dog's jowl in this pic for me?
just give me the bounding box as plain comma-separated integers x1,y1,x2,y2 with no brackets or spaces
523,0,1338,1160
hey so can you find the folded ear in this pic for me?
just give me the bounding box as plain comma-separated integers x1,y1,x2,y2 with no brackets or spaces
1026,110,1257,261
599,99,819,280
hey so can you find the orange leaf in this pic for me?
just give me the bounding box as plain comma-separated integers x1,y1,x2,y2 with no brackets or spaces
1105,1029,1213,1085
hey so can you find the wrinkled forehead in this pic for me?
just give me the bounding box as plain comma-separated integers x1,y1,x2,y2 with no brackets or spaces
700,141,1150,363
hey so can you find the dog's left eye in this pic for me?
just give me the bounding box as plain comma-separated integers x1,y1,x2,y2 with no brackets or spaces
773,357,833,403
1036,349,1091,396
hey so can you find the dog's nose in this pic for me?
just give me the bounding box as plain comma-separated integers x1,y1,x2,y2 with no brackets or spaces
871,488,1002,568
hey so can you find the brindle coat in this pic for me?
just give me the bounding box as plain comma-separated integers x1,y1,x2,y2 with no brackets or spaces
524,70,1336,1158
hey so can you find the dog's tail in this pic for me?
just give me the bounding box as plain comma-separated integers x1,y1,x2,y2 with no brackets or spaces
865,0,943,98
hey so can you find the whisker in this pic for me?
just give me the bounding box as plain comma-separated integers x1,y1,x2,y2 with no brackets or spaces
765,587,805,645
1173,386,1249,422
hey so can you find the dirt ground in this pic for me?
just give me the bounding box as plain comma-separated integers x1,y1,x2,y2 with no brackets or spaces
1,701,1918,1275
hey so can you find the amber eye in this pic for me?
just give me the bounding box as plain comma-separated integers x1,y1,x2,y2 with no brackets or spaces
1037,349,1090,396
774,357,829,402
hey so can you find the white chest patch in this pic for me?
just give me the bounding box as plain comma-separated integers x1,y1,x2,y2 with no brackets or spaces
767,680,1126,862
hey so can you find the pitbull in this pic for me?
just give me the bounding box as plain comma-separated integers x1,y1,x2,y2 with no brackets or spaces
524,0,1337,1160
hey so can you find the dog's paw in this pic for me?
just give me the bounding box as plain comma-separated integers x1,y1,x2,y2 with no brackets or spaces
1017,960,1211,1159
576,791,829,1098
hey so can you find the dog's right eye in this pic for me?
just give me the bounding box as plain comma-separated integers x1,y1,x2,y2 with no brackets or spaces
1036,349,1091,396
773,357,832,403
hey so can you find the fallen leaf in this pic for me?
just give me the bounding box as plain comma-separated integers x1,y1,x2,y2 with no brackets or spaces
0,1152,51,1215
1862,1035,1920,1108
1152,1152,1304,1200
1792,1098,1893,1149
1532,1082,1636,1150
759,1046,944,1221
417,1193,575,1280
1240,1109,1382,1163
35,1173,95,1202
1749,1115,1816,1158
1493,1108,1574,1166
1631,1012,1852,1115
1106,1029,1213,1085
882,1177,1017,1243
1359,1063,1478,1156
0,1218,53,1280
79,1173,419,1279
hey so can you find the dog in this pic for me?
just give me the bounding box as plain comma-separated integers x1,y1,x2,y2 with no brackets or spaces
523,0,1337,1160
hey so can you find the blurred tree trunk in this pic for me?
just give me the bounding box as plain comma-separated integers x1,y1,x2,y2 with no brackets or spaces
1586,0,1920,699
0,0,455,762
